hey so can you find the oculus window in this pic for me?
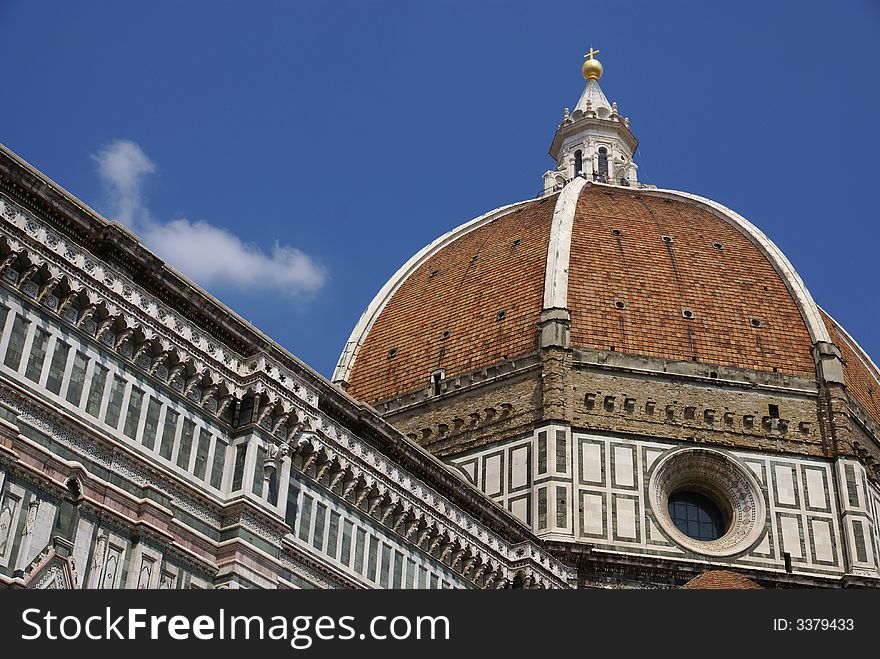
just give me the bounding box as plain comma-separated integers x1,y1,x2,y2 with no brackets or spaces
667,491,726,541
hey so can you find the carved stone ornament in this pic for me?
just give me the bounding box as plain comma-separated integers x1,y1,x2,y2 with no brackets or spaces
647,447,767,557
24,498,40,535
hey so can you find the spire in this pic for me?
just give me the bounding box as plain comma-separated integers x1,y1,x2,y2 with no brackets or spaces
575,49,611,118
574,78,612,118
543,50,642,195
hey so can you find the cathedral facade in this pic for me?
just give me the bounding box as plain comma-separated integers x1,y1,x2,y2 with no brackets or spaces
1,54,879,589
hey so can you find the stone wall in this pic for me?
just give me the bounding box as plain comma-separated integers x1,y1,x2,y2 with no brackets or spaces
569,362,825,457
383,359,543,458
446,424,880,585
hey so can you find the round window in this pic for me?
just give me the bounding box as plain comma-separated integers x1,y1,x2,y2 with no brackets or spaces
667,491,727,541
648,448,766,556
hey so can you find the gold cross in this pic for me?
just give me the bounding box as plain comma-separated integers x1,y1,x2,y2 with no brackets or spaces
584,48,600,60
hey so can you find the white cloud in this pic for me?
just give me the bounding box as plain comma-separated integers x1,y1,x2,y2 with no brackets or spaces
94,140,325,297
142,219,326,294
94,139,154,226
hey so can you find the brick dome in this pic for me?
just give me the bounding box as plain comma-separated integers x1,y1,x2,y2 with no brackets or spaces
336,193,558,403
334,180,880,430
325,54,880,589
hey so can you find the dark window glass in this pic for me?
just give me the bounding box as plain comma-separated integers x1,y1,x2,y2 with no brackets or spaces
159,409,179,460
393,551,403,589
24,328,50,383
210,439,227,490
193,429,210,480
104,376,126,428
845,464,859,507
598,147,609,175
45,339,70,394
267,467,279,505
177,419,196,470
251,446,266,495
327,511,340,559
668,492,726,541
354,528,366,574
380,543,391,587
312,503,326,551
537,431,547,474
122,388,144,439
298,494,313,542
367,536,379,582
537,487,547,530
284,481,299,529
340,520,353,566
230,442,247,490
556,486,567,528
555,430,566,472
65,353,88,405
141,397,162,450
85,364,108,418
4,315,30,370
854,520,868,563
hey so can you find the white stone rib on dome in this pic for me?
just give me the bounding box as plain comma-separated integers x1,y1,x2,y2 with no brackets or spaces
543,177,587,309
332,197,540,386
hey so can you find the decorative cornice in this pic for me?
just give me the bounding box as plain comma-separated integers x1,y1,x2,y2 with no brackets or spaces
573,348,818,394
0,193,318,411
287,426,571,588
0,330,571,588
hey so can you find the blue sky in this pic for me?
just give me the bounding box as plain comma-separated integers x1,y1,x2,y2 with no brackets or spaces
1,1,878,376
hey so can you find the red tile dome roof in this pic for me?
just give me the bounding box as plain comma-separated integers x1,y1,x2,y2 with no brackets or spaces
336,182,875,419
339,193,558,402
566,185,815,374
681,570,762,589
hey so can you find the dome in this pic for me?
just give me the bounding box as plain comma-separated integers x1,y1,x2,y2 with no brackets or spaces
328,52,880,589
336,193,558,402
338,183,824,392
336,180,880,431
333,55,880,451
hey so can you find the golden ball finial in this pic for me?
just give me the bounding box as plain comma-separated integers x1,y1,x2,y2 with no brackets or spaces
582,47,603,81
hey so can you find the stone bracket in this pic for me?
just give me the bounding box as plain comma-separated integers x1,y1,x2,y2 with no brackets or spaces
813,341,845,385
539,308,570,349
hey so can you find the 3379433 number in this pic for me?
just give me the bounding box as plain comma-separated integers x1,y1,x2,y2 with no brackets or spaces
795,619,854,631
